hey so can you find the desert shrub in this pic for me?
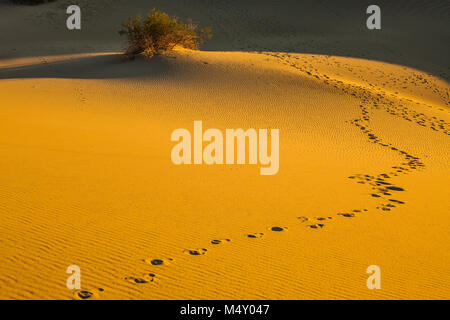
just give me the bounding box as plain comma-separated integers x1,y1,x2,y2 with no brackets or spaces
11,0,57,4
119,9,212,59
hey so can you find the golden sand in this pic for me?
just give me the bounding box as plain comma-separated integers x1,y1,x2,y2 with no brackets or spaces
1,0,450,300
0,49,449,299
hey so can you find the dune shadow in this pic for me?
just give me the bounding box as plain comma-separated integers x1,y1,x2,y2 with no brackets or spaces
0,0,449,80
0,54,181,80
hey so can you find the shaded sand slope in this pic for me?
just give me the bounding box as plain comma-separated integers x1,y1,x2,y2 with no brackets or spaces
1,0,449,78
0,50,449,299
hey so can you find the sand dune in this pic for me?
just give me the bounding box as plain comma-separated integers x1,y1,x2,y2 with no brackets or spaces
0,1,449,300
2,0,449,77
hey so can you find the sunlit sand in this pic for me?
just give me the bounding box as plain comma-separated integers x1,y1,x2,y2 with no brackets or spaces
0,0,449,299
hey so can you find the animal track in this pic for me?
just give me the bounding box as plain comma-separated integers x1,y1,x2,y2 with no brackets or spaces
125,273,156,284
246,232,264,238
315,217,333,221
308,223,325,229
121,50,447,292
211,239,231,245
142,258,174,266
73,288,104,300
270,226,287,232
150,259,164,265
259,51,435,218
338,213,355,218
386,186,405,192
183,248,207,256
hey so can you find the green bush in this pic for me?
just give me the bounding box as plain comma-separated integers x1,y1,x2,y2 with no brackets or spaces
119,9,212,59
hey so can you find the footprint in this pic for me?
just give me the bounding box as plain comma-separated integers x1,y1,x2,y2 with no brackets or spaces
142,258,173,266
386,186,405,191
125,273,156,284
316,217,333,221
338,213,355,218
73,288,103,300
389,199,405,204
150,259,164,265
308,224,325,229
211,239,231,245
270,226,287,232
371,193,381,198
183,248,207,256
246,232,264,239
297,216,308,222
